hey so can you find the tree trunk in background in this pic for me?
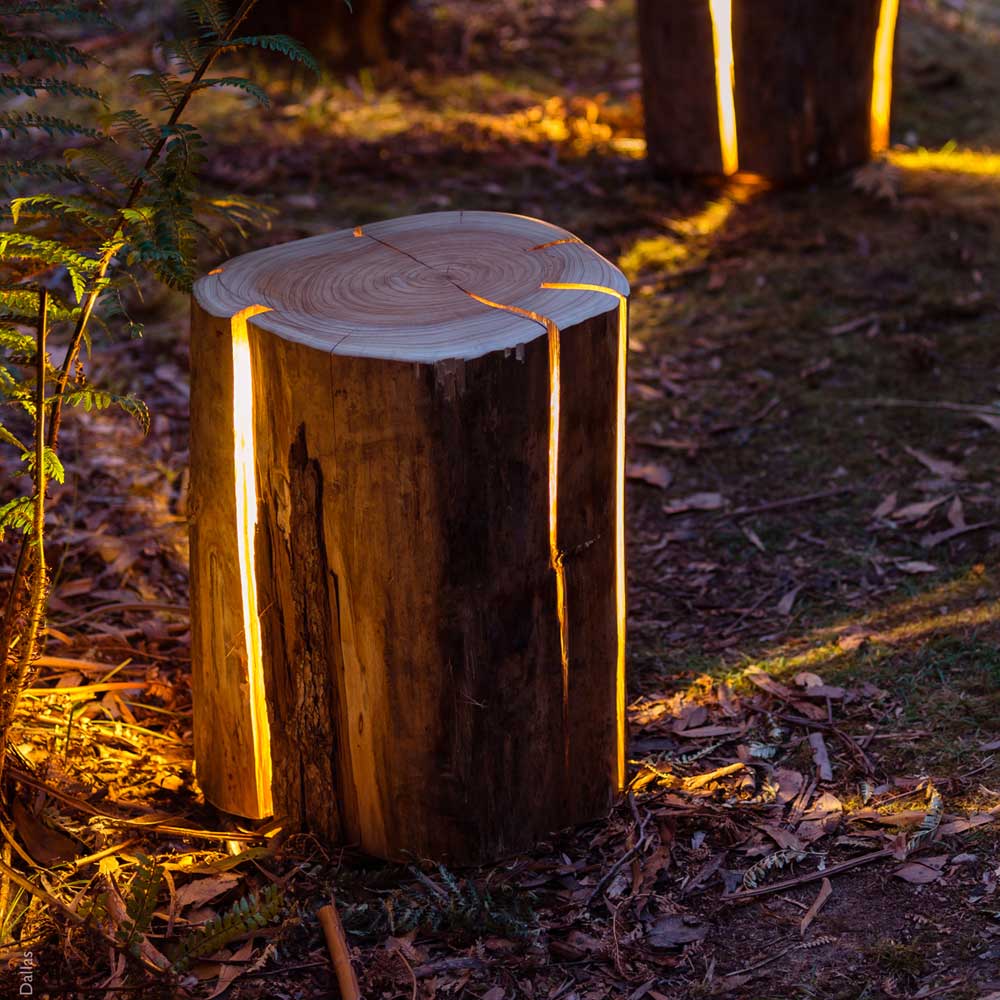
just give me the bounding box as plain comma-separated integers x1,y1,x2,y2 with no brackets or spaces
638,0,898,182
244,0,410,69
189,211,629,863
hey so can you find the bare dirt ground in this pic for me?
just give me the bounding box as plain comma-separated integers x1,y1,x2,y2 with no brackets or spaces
3,1,1000,997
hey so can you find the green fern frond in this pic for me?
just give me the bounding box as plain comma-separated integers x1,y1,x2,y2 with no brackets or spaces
0,288,78,325
0,34,90,67
21,445,64,485
63,385,149,432
0,325,35,355
130,71,187,111
183,0,230,38
160,37,207,75
171,885,282,972
0,495,35,540
0,3,116,27
220,34,319,74
0,74,104,102
64,145,136,190
0,233,98,299
0,420,26,452
0,159,85,186
121,855,162,946
193,76,270,106
11,194,112,230
0,112,102,140
108,109,160,150
907,784,943,852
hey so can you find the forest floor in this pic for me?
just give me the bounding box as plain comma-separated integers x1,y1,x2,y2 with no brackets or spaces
3,0,1000,998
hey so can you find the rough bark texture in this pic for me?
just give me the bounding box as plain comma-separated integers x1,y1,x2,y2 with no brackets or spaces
189,211,628,863
243,0,409,69
636,0,723,176
638,0,890,182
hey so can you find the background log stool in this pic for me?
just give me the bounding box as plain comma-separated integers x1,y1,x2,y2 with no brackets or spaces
637,0,901,182
189,211,630,863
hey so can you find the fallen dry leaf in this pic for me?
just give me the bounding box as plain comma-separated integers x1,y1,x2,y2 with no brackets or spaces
895,560,938,575
800,878,833,935
872,492,897,519
891,496,948,523
808,733,834,781
627,462,672,490
904,445,965,481
647,914,709,949
662,492,725,515
894,856,948,884
776,585,803,616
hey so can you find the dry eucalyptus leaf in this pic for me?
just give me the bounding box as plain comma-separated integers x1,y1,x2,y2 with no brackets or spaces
896,560,938,575
904,445,965,481
894,856,948,884
647,914,709,949
872,492,898,519
662,492,725,515
627,463,672,490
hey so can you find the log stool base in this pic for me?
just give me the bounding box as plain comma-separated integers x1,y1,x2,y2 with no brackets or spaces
189,211,630,863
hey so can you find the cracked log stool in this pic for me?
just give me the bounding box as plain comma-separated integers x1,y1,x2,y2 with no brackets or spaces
189,211,630,863
637,0,901,182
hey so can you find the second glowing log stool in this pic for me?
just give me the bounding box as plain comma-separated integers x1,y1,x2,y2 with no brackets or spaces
637,0,901,182
188,211,630,863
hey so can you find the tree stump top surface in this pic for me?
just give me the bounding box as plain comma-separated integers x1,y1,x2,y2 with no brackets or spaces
193,211,628,363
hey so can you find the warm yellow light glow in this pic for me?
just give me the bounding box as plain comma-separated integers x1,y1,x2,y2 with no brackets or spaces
708,0,739,175
888,146,1000,176
870,0,900,153
542,282,628,791
230,304,274,818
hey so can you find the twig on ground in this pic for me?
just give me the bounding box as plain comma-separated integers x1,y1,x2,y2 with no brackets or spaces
725,487,855,520
587,794,651,905
318,898,361,1000
723,848,892,902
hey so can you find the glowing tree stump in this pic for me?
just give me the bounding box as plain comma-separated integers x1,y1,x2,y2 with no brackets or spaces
188,211,630,863
637,0,900,182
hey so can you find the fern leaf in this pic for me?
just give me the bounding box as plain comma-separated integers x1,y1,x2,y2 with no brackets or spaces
172,885,282,971
121,855,162,946
108,109,160,150
220,34,319,74
183,0,230,37
0,495,34,540
0,325,36,355
64,145,136,190
0,112,101,140
11,194,112,230
0,74,104,102
0,159,84,187
0,34,90,67
0,234,98,299
0,288,78,324
0,3,117,27
130,70,187,110
742,849,807,889
0,420,26,452
63,386,149,432
160,37,207,75
21,445,64,485
192,76,269,106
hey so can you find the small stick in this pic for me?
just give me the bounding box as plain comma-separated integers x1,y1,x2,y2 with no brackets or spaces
318,898,361,1000
851,397,1000,417
724,487,854,519
723,848,892,902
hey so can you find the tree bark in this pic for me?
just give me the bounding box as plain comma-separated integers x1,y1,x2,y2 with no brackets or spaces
189,211,629,863
637,0,899,182
243,0,409,69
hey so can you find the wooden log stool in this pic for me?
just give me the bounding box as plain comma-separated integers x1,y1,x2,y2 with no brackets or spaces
188,211,630,863
637,0,901,182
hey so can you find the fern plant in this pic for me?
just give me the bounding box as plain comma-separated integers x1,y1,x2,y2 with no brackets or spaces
0,0,322,774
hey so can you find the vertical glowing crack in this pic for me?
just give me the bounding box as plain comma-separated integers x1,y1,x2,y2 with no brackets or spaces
541,282,628,791
464,292,571,770
708,0,739,176
230,304,274,817
870,0,900,153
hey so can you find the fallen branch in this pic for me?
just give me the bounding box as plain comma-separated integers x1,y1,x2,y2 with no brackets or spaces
318,898,361,1000
722,848,892,902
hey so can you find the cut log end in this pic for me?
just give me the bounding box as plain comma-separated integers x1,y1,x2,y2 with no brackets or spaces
194,210,628,363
